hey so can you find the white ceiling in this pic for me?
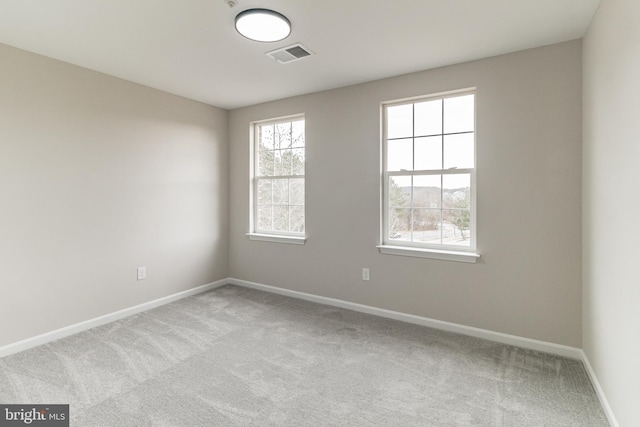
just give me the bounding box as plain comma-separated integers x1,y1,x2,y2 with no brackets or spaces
0,0,599,110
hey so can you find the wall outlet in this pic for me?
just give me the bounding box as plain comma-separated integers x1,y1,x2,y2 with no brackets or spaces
362,268,370,281
137,266,147,281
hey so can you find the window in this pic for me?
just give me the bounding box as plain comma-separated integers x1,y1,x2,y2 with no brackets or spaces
381,90,477,260
250,115,305,243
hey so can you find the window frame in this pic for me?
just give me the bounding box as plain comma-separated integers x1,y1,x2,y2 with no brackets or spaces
248,114,306,244
379,89,479,261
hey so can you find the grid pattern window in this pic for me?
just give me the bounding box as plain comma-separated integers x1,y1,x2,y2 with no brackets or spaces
383,91,475,250
253,116,305,236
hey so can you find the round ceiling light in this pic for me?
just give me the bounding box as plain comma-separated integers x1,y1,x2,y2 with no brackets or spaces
235,9,291,42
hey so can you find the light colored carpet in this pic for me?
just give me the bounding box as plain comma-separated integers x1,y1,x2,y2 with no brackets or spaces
0,285,608,426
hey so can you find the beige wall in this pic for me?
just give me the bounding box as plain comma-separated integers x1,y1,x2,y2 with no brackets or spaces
0,43,229,347
0,38,586,352
583,1,640,425
229,40,583,347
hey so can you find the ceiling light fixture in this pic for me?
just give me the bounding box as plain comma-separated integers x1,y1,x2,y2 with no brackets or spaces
235,9,291,42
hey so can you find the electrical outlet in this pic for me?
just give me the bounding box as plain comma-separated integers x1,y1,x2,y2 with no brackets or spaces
137,266,146,281
362,268,370,281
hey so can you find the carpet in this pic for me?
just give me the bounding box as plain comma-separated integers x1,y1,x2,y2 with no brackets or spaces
0,285,608,426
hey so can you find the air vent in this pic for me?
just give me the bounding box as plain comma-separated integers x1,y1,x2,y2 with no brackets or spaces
266,43,314,64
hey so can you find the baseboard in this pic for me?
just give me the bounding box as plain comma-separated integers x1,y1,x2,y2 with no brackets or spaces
230,278,622,423
0,278,582,361
580,350,619,427
1,277,617,425
227,278,583,360
0,279,228,359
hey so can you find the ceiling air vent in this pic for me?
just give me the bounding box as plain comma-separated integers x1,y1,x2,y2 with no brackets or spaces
266,43,314,64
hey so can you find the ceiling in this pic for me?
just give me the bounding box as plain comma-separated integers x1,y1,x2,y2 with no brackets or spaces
0,0,599,110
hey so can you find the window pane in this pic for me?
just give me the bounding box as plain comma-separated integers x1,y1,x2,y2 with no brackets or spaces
257,179,272,205
273,206,288,231
291,148,305,175
259,124,274,150
412,209,441,244
273,179,288,205
413,175,441,208
389,176,411,208
444,94,474,134
443,133,474,169
283,149,294,175
387,104,413,139
290,206,305,233
292,120,305,148
443,174,470,209
414,99,442,136
389,208,411,242
387,138,413,171
254,117,304,235
414,136,442,171
274,149,292,176
258,151,274,176
382,93,474,250
258,205,272,231
275,122,292,149
442,209,471,246
290,178,304,206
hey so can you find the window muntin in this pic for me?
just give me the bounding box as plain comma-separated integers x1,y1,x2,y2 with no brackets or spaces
253,116,305,236
383,91,475,250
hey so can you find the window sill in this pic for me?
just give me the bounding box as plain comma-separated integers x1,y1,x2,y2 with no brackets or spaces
377,245,480,263
247,233,306,245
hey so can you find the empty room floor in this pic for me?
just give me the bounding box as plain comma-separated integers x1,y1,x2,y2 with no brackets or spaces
0,285,608,426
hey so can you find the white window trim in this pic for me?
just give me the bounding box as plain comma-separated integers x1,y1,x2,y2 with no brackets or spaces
246,233,307,245
380,88,479,259
377,245,480,263
249,114,306,244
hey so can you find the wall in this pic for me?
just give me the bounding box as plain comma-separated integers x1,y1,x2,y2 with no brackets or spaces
0,43,229,347
583,0,640,425
229,41,583,347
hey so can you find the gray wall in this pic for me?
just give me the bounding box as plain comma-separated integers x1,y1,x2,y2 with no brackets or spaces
583,0,640,425
0,43,229,347
229,40,583,347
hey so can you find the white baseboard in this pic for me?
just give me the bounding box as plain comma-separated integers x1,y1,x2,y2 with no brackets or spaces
0,279,227,359
230,278,619,424
580,350,619,427
227,278,583,360
0,277,617,425
0,277,583,361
